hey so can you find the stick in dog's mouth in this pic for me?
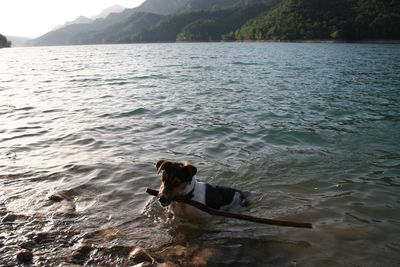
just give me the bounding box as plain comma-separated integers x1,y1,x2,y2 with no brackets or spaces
146,188,313,229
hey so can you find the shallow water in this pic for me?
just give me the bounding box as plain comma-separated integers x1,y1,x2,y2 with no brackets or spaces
1,43,400,266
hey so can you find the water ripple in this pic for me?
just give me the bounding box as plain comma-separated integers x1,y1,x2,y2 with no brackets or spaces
0,43,399,266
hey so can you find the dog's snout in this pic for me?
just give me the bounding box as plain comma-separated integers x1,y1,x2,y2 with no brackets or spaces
158,195,170,207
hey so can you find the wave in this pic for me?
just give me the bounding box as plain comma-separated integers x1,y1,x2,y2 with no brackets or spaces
231,61,263,66
100,108,149,118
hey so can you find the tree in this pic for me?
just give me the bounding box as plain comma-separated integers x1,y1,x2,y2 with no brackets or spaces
177,19,221,41
330,29,343,40
234,0,400,41
0,33,11,48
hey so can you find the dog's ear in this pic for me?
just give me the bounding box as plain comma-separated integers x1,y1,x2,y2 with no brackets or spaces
183,163,197,177
156,160,172,174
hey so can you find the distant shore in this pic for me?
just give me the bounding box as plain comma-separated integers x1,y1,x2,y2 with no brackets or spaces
230,39,400,44
18,39,400,48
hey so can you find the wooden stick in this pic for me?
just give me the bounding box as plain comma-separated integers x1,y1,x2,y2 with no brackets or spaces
146,188,312,229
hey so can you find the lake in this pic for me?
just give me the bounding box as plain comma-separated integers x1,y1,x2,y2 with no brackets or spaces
1,43,400,266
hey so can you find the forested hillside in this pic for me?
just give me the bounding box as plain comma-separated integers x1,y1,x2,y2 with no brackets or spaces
29,8,137,46
75,13,163,44
0,34,11,48
29,0,400,46
133,1,280,42
120,0,400,42
233,0,400,41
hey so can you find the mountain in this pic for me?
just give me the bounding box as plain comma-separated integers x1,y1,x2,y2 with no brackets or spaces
52,5,126,31
92,4,125,19
233,0,400,41
134,0,190,15
29,0,191,46
29,0,400,46
73,12,164,44
133,0,281,42
29,8,136,46
68,16,92,25
53,16,92,31
181,0,252,11
5,36,31,47
0,34,11,48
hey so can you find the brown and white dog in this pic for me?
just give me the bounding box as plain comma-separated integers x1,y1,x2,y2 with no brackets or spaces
156,160,248,221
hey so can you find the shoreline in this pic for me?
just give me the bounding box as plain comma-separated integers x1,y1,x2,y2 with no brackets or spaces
16,39,400,48
229,39,400,44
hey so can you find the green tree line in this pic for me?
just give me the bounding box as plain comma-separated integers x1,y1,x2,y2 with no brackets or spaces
233,0,400,41
30,0,400,45
132,0,281,42
0,34,11,48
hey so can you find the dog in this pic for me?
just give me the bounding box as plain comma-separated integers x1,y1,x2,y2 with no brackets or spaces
156,160,248,221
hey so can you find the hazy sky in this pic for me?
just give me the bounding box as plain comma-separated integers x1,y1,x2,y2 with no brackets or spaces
0,0,146,38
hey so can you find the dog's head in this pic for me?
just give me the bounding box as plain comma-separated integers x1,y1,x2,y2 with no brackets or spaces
156,160,197,207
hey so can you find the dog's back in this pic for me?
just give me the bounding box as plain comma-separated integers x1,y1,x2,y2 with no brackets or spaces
204,183,249,210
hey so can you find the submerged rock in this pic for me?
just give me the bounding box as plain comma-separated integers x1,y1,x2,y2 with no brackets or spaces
20,240,37,251
48,194,64,202
129,247,155,264
2,213,17,222
16,250,33,263
70,244,94,264
33,232,56,244
191,247,216,266
159,245,187,258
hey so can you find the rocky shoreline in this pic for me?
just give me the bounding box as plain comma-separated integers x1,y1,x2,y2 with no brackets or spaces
0,209,177,266
0,199,217,266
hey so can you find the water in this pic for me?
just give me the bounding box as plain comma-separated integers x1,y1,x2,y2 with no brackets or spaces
1,43,400,266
